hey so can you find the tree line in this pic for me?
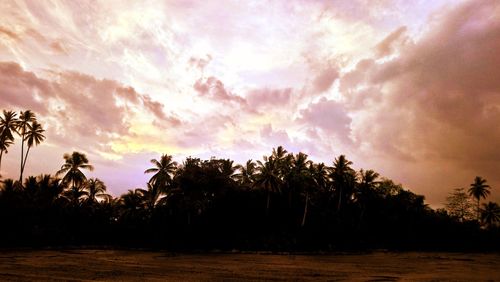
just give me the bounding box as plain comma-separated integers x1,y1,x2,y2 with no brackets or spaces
0,109,498,250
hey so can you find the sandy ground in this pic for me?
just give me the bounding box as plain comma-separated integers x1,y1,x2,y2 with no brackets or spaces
0,250,499,281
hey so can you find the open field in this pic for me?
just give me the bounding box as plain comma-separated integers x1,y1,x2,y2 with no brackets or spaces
0,250,499,281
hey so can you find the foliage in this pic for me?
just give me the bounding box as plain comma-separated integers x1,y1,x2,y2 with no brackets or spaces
445,188,475,222
0,112,497,250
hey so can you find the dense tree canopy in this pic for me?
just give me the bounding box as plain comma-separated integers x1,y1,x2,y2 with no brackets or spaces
0,109,497,251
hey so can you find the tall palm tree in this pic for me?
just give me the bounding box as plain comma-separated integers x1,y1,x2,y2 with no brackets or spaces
144,154,177,192
289,152,311,215
20,121,45,179
356,169,380,224
330,155,355,211
0,110,18,171
56,151,94,190
301,161,326,227
468,176,491,221
255,156,281,215
84,178,110,203
17,110,36,181
480,202,500,228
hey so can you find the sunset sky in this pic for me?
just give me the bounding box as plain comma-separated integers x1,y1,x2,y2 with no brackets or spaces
1,0,499,206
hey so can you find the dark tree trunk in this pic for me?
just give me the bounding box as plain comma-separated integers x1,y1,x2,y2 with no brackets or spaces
301,192,309,227
266,190,271,215
19,135,24,182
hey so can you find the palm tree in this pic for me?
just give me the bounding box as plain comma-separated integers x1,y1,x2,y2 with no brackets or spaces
480,202,500,228
468,176,491,221
235,159,257,187
142,182,162,211
36,174,64,207
0,110,18,171
219,159,237,179
144,154,177,192
0,135,14,173
120,188,147,211
20,121,45,179
17,110,36,181
330,155,355,211
84,178,110,203
56,151,94,190
301,161,326,227
288,152,311,222
271,146,288,162
255,156,281,215
62,185,89,206
356,169,380,225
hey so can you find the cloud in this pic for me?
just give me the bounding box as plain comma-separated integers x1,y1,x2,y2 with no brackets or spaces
375,26,408,57
312,66,339,93
245,87,292,109
193,76,246,104
342,0,500,201
298,97,352,144
49,41,68,54
188,54,212,72
0,26,20,40
0,61,179,152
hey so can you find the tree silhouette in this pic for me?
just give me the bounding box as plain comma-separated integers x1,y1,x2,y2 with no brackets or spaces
0,135,14,173
0,110,18,171
56,152,94,190
480,202,500,228
84,178,110,203
21,121,45,178
255,156,281,215
445,188,474,222
356,169,380,224
235,159,257,187
330,155,355,211
17,110,36,182
145,154,177,193
468,176,491,221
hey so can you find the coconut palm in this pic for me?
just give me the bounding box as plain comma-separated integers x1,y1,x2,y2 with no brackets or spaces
468,176,491,221
56,151,94,190
255,156,281,215
235,159,257,187
84,178,111,203
271,145,288,162
288,152,311,220
144,154,177,192
219,159,237,179
330,155,355,211
17,110,36,181
357,169,380,202
480,202,500,228
120,188,147,211
0,110,18,171
62,186,89,206
36,174,64,207
301,161,325,227
20,121,45,179
0,135,14,172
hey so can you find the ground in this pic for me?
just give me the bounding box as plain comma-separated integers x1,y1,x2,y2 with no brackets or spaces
0,250,499,281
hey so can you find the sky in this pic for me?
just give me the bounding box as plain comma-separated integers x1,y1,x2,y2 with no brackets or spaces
0,0,499,206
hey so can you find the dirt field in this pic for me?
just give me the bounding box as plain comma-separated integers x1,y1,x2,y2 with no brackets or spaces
0,249,499,281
